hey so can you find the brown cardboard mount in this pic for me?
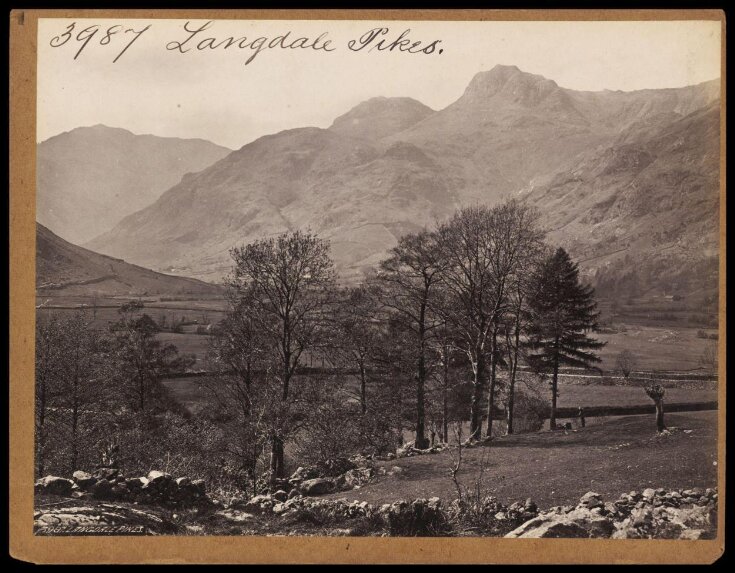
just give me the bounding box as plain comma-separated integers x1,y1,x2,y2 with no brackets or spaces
9,8,726,564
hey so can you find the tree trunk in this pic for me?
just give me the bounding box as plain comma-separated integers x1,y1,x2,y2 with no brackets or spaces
550,339,560,430
415,302,429,449
506,322,521,435
442,345,449,444
485,323,499,439
469,351,485,440
270,434,285,480
654,399,666,432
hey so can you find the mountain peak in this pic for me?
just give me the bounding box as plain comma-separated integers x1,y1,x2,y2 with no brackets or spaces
329,96,434,140
461,65,560,106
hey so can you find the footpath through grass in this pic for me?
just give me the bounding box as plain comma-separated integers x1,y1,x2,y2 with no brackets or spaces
323,411,718,509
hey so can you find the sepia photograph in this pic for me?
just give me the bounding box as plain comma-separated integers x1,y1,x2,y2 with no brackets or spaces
10,9,725,562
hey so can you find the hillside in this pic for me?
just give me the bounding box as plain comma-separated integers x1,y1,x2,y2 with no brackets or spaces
523,100,721,299
37,125,232,244
36,223,222,296
84,66,721,289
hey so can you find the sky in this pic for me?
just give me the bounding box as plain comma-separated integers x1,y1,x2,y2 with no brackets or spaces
37,18,722,150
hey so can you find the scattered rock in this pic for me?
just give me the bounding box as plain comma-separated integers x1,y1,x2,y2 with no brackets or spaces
509,487,718,539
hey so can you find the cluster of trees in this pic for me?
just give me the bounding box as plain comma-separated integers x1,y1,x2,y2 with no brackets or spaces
35,200,604,493
35,302,201,478
208,200,604,484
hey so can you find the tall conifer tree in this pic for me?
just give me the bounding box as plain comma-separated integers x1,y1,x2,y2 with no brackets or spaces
526,248,605,429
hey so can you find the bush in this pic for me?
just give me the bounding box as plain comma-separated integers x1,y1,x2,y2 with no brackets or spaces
511,390,549,433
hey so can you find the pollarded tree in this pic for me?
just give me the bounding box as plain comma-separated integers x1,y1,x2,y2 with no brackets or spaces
526,248,605,429
644,378,667,433
228,230,337,480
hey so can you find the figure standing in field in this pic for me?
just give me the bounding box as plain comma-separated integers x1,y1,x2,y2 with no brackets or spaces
578,406,586,428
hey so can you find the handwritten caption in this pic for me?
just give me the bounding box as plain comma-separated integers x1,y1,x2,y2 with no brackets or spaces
48,21,444,65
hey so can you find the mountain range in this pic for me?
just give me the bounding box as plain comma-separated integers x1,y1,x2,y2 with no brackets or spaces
40,65,720,300
37,126,231,244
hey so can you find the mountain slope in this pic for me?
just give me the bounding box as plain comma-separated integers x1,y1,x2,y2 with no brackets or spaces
87,123,457,281
523,100,721,299
84,67,721,290
37,125,232,244
36,223,222,296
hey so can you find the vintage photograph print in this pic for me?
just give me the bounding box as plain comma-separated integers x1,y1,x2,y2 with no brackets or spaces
11,9,725,563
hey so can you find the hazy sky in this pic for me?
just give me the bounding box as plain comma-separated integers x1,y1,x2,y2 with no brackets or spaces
37,18,721,149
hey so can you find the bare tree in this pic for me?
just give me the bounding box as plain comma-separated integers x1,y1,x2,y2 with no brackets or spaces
616,349,637,380
437,201,543,440
700,340,718,374
377,230,445,449
334,284,382,414
228,230,337,480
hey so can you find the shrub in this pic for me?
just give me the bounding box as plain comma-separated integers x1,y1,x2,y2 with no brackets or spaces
511,391,549,433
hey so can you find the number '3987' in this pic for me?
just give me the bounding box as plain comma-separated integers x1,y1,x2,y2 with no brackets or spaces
49,22,152,62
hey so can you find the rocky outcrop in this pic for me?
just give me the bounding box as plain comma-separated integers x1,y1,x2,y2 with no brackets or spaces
506,488,718,539
34,502,180,535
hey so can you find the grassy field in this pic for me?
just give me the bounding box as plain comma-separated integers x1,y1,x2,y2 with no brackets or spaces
38,294,719,373
322,411,718,508
593,325,718,371
554,384,717,409
162,375,717,417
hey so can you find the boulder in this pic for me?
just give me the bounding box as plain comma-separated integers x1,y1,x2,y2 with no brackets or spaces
191,479,206,496
175,477,191,488
506,507,615,538
343,467,374,489
72,471,97,490
34,502,180,534
289,466,320,482
300,478,335,496
579,491,603,508
147,471,172,486
642,488,657,501
125,477,149,491
36,476,75,497
272,490,289,502
244,494,274,513
90,479,115,500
